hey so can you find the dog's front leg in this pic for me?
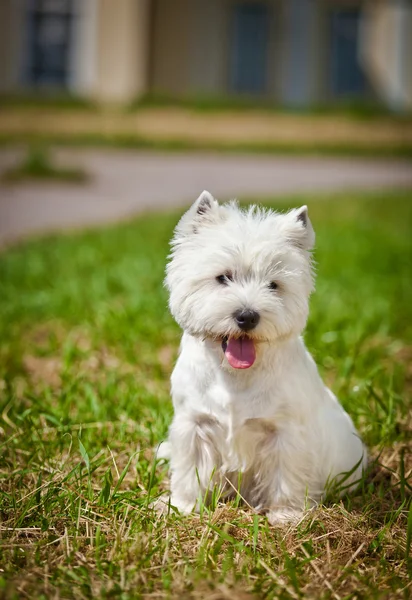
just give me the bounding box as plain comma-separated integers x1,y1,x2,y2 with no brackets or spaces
168,411,224,514
255,435,319,525
265,471,313,525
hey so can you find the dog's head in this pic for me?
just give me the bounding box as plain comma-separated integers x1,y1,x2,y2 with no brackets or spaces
165,191,315,369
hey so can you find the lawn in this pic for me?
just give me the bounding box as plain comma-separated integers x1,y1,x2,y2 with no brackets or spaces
0,190,411,599
1,102,412,158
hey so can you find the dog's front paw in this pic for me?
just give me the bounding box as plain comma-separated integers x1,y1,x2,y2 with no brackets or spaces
156,441,171,460
150,494,198,516
267,507,303,526
170,495,199,515
150,494,172,515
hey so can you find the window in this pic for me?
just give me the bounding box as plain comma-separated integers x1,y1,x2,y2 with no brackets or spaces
329,9,366,96
230,2,270,94
26,0,74,86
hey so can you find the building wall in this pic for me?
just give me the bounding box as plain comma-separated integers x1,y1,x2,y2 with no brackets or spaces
361,0,412,110
188,0,228,96
0,0,97,95
95,0,149,102
150,0,191,95
406,8,412,107
0,0,15,91
69,0,98,96
315,0,367,101
0,0,150,102
150,0,329,105
151,0,286,100
223,0,281,99
279,0,319,105
0,0,27,92
1,0,408,110
187,0,281,99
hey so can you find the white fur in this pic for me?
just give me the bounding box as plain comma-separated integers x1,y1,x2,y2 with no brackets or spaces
163,191,367,524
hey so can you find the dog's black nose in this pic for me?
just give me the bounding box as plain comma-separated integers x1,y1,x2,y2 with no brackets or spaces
234,309,260,331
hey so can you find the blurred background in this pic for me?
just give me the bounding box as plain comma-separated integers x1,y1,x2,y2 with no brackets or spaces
0,0,412,245
0,0,411,109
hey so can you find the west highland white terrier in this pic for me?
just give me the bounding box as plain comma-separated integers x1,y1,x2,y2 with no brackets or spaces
161,191,367,524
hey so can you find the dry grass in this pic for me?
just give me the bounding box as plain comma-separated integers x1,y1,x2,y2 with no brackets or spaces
1,411,410,599
1,106,412,156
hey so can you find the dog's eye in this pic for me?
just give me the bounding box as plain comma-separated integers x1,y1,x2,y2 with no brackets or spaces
216,272,233,285
269,281,278,291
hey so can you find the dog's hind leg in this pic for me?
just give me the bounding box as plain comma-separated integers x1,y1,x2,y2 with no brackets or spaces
168,412,225,514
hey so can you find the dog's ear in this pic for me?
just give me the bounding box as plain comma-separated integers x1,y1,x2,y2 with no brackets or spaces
286,205,315,250
193,190,219,217
177,190,221,235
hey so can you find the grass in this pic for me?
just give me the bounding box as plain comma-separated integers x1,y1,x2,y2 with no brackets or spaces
2,145,88,184
1,91,407,120
0,93,96,110
0,190,411,599
1,134,412,160
1,96,412,159
131,92,411,120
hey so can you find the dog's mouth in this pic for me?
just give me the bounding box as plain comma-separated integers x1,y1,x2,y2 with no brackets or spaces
221,336,256,369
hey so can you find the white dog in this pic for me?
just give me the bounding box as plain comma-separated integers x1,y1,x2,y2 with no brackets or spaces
162,191,367,524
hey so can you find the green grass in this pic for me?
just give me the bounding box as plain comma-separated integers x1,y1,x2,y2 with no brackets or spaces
2,91,405,120
2,145,88,184
0,93,96,110
131,92,412,121
0,191,411,599
1,133,412,159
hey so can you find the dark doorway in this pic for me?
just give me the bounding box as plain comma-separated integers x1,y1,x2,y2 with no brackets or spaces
26,0,74,86
230,2,269,94
329,9,366,96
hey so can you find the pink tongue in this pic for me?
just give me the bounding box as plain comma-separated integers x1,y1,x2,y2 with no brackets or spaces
224,337,256,369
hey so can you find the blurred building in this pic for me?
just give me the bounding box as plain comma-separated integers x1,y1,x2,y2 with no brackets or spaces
0,0,411,110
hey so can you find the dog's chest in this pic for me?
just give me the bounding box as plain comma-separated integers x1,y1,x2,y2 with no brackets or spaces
204,364,280,416
172,348,294,471
204,377,280,462
220,409,279,474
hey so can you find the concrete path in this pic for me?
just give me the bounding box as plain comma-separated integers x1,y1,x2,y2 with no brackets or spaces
1,148,412,245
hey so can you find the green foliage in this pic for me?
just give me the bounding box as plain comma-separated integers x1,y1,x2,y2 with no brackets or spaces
0,93,95,110
0,190,410,598
2,132,412,158
2,145,88,183
131,92,411,120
